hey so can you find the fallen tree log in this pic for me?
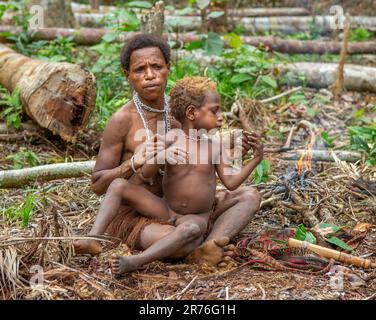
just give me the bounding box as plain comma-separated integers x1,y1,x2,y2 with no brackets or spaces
240,36,376,54
1,26,375,55
282,150,362,163
71,14,376,33
280,62,376,93
0,44,96,141
69,2,310,16
0,161,95,188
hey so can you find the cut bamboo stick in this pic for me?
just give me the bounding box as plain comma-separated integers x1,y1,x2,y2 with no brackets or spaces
288,238,376,269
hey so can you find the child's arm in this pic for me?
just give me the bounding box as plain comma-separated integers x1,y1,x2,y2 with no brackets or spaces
216,132,263,191
137,129,188,182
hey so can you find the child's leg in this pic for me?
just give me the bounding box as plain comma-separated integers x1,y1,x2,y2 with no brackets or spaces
74,178,170,255
111,219,205,276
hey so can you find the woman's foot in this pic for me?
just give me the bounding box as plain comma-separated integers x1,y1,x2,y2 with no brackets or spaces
73,239,102,256
110,255,140,277
184,236,235,267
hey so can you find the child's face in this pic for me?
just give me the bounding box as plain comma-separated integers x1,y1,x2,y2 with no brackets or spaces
193,90,223,131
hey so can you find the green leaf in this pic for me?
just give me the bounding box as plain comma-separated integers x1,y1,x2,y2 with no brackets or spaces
307,107,317,117
203,32,223,56
167,17,192,28
320,131,334,147
177,6,195,15
184,40,203,51
260,75,277,88
230,73,252,84
305,232,317,244
295,224,317,244
125,1,152,9
102,31,120,43
197,0,210,10
224,32,243,49
207,11,224,19
295,224,307,240
317,223,342,234
325,236,354,252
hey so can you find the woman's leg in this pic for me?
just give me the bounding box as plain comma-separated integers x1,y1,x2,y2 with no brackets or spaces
74,178,170,255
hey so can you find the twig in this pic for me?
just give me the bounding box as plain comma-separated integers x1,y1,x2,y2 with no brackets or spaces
261,86,302,104
166,275,198,300
257,283,266,300
0,236,115,247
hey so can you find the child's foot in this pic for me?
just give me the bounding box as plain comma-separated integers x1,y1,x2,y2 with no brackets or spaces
73,239,102,256
110,255,140,276
184,236,235,267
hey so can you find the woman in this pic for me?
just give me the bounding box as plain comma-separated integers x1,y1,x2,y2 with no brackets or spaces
74,34,261,267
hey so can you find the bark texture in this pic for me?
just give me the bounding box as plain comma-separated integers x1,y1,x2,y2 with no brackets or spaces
0,44,96,141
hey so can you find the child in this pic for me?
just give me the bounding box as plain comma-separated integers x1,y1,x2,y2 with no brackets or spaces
110,76,263,276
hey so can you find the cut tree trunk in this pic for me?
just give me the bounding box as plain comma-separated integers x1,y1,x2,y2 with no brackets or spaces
140,1,164,37
28,0,77,28
0,161,95,188
90,0,100,11
1,26,375,55
280,62,376,93
0,44,96,141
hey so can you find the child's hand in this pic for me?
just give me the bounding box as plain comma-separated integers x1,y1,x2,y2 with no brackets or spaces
165,145,189,165
244,131,263,162
133,134,165,168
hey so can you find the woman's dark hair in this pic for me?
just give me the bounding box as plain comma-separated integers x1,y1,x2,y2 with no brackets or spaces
120,34,171,71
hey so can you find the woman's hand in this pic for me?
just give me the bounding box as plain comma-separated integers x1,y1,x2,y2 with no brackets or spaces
132,134,166,169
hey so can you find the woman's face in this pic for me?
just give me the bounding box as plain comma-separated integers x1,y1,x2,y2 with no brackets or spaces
125,46,170,102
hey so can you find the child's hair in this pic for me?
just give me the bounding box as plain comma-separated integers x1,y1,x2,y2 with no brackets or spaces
169,76,217,122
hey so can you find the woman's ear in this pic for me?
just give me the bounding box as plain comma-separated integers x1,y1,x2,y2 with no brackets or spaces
123,68,130,80
185,105,196,121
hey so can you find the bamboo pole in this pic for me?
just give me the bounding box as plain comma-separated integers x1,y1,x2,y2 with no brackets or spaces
288,238,376,269
282,150,362,162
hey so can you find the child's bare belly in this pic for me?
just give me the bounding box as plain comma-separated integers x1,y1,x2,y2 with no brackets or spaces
163,168,216,215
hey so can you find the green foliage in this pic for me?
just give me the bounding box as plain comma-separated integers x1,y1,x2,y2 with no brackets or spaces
2,193,37,229
124,1,153,9
288,92,308,105
320,131,334,147
6,148,40,169
252,159,271,184
0,87,22,129
315,223,354,251
1,1,32,55
294,224,317,244
207,44,279,105
224,32,243,49
348,125,376,166
325,236,354,251
203,32,224,56
353,104,375,125
350,28,372,42
95,79,128,129
31,36,76,62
